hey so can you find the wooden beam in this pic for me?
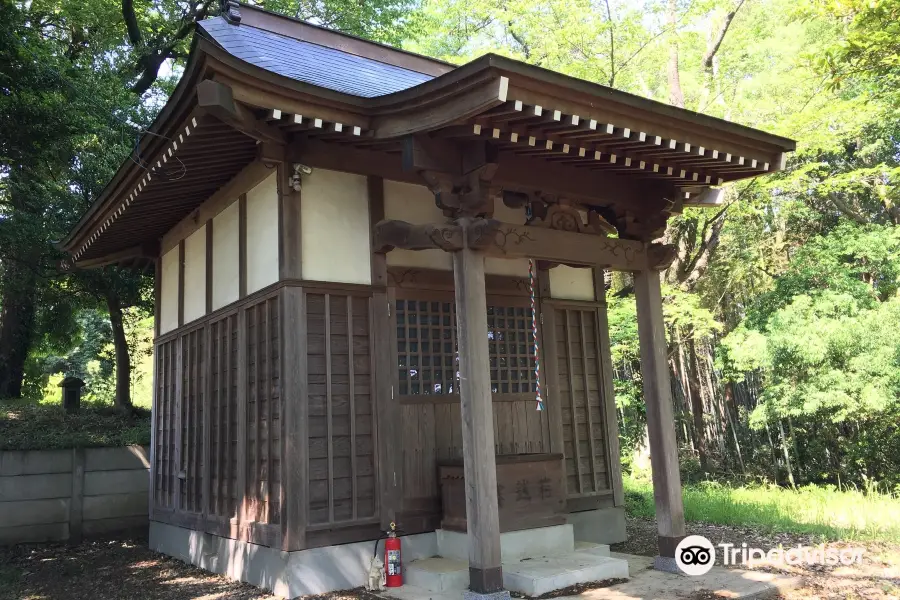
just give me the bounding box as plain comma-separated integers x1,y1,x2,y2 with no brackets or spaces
469,220,651,271
402,135,461,174
634,269,685,565
196,79,286,145
374,218,676,271
73,241,159,269
278,155,302,280
452,236,504,594
367,176,401,528
373,220,464,253
281,285,307,550
594,268,624,507
372,74,508,139
289,138,674,211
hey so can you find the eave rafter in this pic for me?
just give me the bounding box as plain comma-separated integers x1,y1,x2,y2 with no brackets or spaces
66,42,795,265
446,96,784,191
72,113,203,262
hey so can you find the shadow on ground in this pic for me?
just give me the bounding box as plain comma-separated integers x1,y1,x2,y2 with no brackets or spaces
0,533,282,600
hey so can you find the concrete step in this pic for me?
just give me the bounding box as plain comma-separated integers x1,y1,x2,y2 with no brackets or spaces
404,557,469,592
574,540,611,557
503,554,629,597
380,583,459,600
437,524,575,562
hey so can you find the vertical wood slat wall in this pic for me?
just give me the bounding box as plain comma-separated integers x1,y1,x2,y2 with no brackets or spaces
553,306,614,501
245,297,282,526
209,313,239,519
305,290,379,530
151,289,284,546
154,340,178,509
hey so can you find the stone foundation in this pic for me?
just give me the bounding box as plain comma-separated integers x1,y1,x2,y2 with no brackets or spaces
148,520,438,598
566,506,627,545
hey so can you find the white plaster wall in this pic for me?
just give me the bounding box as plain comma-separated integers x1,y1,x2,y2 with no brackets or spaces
384,179,452,270
212,200,239,310
301,169,371,284
245,173,279,294
182,226,207,324
159,246,180,334
549,265,595,301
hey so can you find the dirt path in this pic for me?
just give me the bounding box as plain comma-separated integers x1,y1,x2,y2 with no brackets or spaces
612,517,900,600
1,519,897,600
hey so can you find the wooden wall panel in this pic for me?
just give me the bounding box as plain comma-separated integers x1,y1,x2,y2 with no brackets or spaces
154,339,178,508
153,287,283,547
305,291,378,528
244,296,282,525
394,290,553,516
208,313,239,519
398,397,550,511
179,327,206,514
554,306,612,500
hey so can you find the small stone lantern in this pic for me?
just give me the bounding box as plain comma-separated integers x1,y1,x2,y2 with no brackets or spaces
59,376,85,414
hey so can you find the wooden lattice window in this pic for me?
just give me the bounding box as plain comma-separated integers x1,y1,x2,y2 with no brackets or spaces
487,305,537,394
396,299,458,396
396,298,537,396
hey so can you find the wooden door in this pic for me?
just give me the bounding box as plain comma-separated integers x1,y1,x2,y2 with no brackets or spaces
543,302,619,510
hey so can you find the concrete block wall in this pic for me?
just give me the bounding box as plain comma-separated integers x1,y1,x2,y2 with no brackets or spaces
0,446,150,545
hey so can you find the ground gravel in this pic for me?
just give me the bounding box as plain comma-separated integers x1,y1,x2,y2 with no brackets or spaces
1,519,897,599
613,516,900,600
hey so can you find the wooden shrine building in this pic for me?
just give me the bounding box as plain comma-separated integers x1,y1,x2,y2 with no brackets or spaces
61,2,795,597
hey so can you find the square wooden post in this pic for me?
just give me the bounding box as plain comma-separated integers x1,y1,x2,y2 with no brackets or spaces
452,241,507,597
634,268,686,571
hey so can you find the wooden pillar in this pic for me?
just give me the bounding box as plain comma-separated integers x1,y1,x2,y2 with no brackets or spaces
633,268,685,565
452,240,504,594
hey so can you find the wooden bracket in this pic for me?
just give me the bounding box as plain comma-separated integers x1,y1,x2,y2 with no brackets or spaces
372,217,676,272
196,80,285,145
647,242,677,270
372,219,464,253
403,136,499,217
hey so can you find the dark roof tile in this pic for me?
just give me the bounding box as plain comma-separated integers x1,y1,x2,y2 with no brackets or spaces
198,17,434,98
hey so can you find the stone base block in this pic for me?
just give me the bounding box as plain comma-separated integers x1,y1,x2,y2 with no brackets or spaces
463,591,511,600
653,555,683,574
148,520,438,598
503,554,629,597
566,506,627,545
574,541,611,557
437,524,574,562
405,557,469,592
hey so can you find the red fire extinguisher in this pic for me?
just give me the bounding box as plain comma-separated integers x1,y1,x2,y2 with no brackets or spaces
384,521,402,588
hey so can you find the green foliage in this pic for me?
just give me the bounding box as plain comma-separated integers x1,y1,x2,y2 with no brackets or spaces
814,0,900,100
625,475,900,542
0,401,151,450
260,0,419,46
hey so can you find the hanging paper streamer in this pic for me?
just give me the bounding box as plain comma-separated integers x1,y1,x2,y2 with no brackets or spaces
528,259,544,411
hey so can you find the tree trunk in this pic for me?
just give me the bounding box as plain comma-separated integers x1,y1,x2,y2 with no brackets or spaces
106,291,132,411
723,381,746,473
0,262,38,398
685,335,708,472
763,420,779,485
666,0,685,108
777,419,796,488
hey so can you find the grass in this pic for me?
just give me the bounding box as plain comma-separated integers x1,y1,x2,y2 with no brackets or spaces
624,475,900,543
0,400,151,451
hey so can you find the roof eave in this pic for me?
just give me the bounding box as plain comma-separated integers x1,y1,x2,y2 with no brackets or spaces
59,36,210,252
